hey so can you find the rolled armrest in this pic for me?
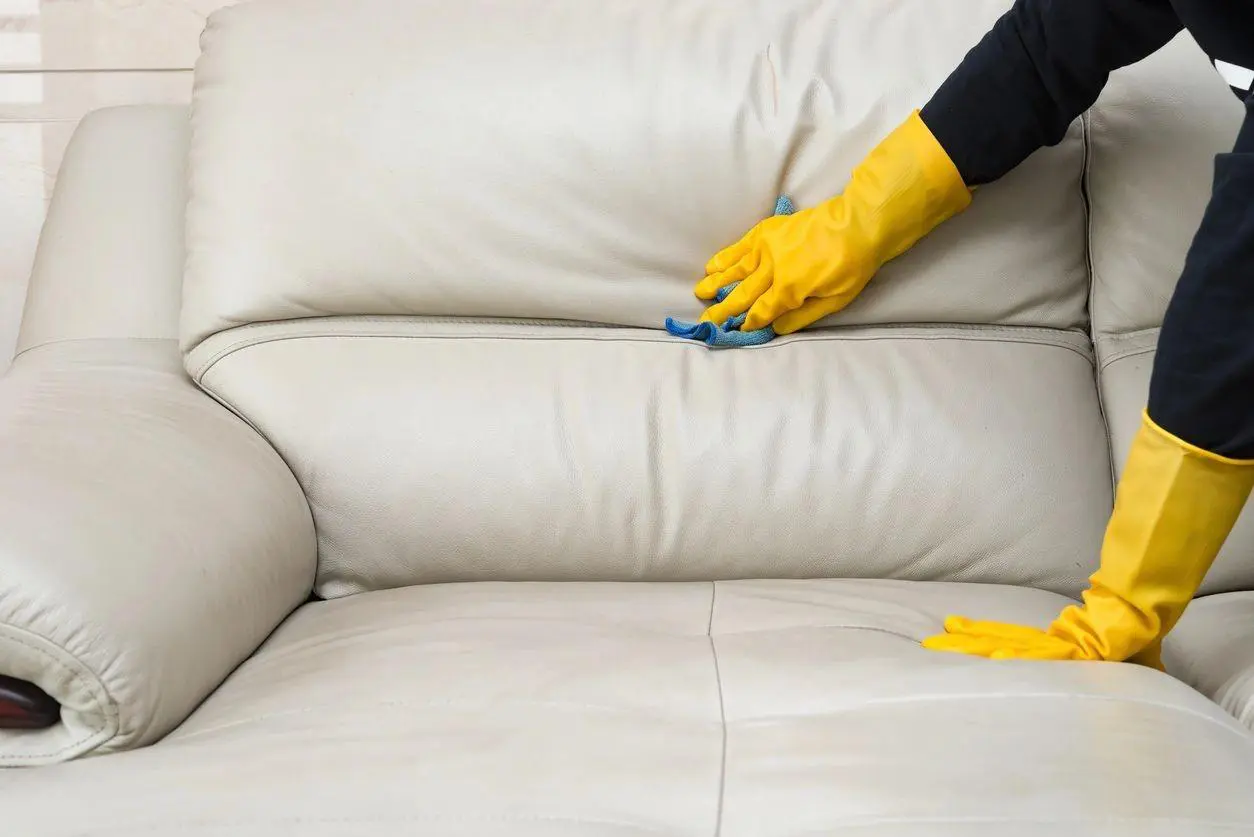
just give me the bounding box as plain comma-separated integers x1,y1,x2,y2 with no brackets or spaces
1165,591,1254,730
0,340,316,766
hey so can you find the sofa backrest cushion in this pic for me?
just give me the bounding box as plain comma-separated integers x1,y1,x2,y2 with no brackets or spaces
182,0,1091,349
182,0,1118,598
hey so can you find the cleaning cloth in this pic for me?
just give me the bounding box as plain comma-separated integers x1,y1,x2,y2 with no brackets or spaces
665,195,795,348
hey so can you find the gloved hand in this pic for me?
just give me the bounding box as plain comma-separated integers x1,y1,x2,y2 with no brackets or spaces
923,412,1254,669
695,110,971,334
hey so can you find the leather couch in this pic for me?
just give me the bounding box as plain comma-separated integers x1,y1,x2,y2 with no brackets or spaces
3,0,1254,833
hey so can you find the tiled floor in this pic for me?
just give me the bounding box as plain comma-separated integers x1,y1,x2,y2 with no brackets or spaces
0,0,232,372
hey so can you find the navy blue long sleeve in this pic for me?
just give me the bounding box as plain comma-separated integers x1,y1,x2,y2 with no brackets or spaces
920,0,1181,187
918,0,1254,458
1149,99,1254,458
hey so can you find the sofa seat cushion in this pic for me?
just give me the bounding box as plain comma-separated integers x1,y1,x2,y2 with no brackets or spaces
6,580,1254,836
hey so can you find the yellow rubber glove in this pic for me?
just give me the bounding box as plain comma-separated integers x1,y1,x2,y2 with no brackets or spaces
695,111,971,334
923,412,1254,669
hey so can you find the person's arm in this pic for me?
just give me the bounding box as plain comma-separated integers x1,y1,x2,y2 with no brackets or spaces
925,99,1254,667
921,0,1183,186
1149,98,1254,459
697,0,1183,334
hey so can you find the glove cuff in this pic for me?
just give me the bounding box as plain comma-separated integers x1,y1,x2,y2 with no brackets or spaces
843,110,973,268
1141,409,1254,468
1047,411,1254,662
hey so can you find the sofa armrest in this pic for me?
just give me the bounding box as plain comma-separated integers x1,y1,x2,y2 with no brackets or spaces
1165,591,1254,730
0,340,316,766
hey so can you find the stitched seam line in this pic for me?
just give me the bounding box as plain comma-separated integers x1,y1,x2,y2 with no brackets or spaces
1080,111,1097,337
708,581,726,837
190,326,1093,382
197,312,1086,340
1103,325,1162,344
0,622,118,760
1098,328,1162,369
1099,346,1156,371
193,327,1093,379
194,316,1085,346
10,336,173,364
1079,111,1118,493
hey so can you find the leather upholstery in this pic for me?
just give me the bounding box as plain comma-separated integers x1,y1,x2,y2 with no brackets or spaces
0,104,316,766
18,106,189,353
181,0,1089,351
181,0,1107,597
0,340,316,766
6,581,1254,835
190,319,1110,598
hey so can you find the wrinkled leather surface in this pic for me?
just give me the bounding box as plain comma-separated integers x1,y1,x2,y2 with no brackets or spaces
0,340,316,766
1088,33,1247,337
18,105,189,354
1097,332,1254,595
181,0,1088,350
188,319,1110,598
6,580,1254,835
1167,592,1254,731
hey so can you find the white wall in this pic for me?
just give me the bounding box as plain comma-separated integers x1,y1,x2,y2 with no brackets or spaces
0,0,234,373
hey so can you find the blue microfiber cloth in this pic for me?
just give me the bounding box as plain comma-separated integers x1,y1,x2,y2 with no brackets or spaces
665,195,795,348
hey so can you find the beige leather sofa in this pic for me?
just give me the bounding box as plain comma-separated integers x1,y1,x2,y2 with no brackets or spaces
3,0,1254,833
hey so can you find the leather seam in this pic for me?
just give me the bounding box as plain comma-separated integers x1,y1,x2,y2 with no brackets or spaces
1080,111,1097,335
194,316,1086,343
1097,327,1162,369
202,314,1083,336
708,582,726,837
10,336,174,365
0,623,118,760
1102,325,1161,343
189,327,1094,382
1099,345,1156,371
1080,111,1118,494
